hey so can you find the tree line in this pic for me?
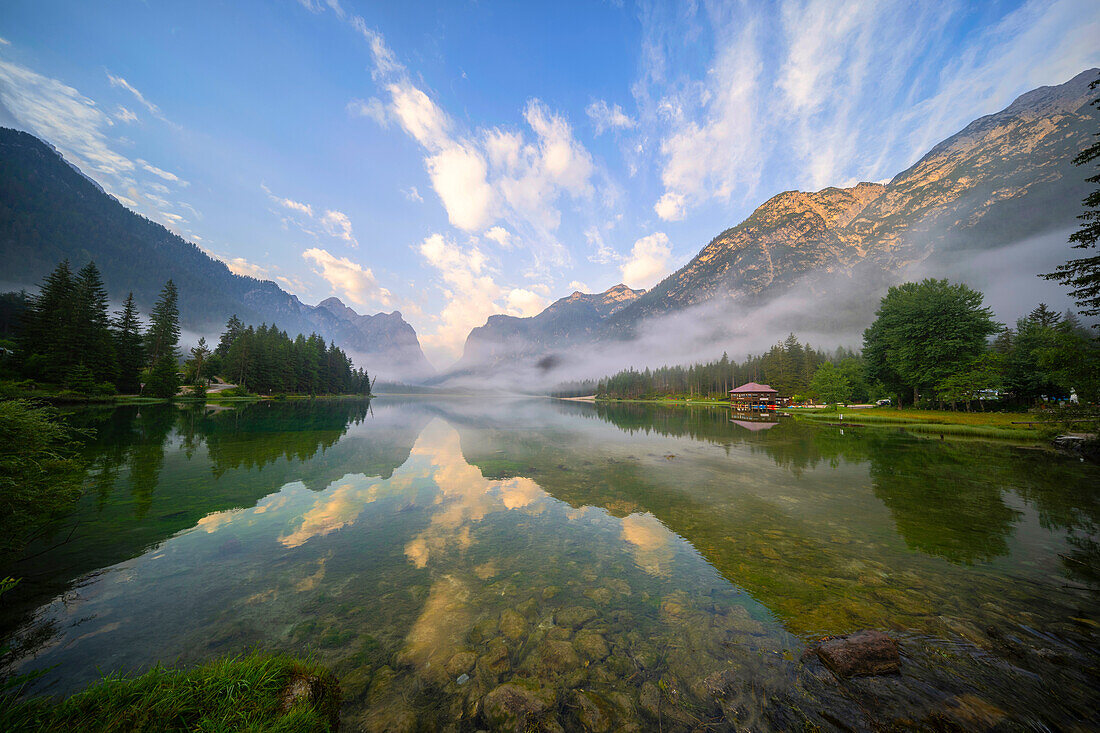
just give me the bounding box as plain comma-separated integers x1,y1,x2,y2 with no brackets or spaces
594,280,1100,410
594,337,869,402
197,315,372,396
11,259,181,397
3,259,371,398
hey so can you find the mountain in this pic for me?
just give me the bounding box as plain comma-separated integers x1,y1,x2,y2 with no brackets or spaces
0,128,433,380
454,283,644,373
449,68,1099,385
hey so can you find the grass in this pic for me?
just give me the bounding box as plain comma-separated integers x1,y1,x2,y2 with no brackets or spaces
792,407,1045,440
0,653,340,732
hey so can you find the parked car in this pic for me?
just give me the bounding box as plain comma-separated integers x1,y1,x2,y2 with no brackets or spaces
875,398,892,406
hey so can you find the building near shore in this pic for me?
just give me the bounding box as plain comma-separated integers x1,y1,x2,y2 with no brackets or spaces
729,382,785,410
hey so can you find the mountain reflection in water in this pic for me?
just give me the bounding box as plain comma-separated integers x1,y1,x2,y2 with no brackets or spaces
4,398,1098,730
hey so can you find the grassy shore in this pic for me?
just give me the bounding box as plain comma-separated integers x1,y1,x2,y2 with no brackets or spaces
0,654,340,732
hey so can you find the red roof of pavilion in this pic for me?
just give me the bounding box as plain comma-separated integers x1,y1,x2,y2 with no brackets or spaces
729,382,778,394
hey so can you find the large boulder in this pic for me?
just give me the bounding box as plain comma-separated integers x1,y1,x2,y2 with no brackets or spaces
813,629,900,677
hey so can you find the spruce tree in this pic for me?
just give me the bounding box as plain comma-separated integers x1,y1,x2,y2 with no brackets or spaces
19,259,77,381
74,261,116,385
113,293,145,394
145,280,180,398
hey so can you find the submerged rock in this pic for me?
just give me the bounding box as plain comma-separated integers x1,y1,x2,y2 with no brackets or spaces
482,681,556,731
500,609,527,640
573,629,610,661
555,605,597,629
445,651,477,677
572,690,612,732
813,629,900,678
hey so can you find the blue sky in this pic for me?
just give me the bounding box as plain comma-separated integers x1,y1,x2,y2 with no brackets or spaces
1,0,1098,366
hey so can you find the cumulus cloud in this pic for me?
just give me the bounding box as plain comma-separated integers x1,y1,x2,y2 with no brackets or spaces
567,280,591,293
350,31,595,262
484,226,513,249
620,232,672,289
586,99,636,134
321,209,358,246
303,247,392,307
505,288,547,316
426,143,496,231
416,233,551,363
223,256,271,279
402,186,423,202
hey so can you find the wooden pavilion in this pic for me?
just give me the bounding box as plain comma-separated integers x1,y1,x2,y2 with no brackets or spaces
728,382,784,410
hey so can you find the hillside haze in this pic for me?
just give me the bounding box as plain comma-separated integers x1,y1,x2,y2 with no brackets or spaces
0,128,433,381
443,68,1099,389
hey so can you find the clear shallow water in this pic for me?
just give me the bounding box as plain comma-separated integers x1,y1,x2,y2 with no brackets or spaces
3,398,1098,730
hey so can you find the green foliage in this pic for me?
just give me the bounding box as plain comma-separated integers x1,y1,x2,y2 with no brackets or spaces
1044,75,1100,324
0,653,340,732
217,319,371,396
0,400,85,566
146,280,180,366
809,361,850,404
113,293,146,394
596,337,829,399
145,355,180,400
863,279,1001,406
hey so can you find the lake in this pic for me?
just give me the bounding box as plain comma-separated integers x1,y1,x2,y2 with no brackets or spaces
3,397,1098,730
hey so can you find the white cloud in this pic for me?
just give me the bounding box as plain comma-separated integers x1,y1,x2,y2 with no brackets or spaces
653,191,685,222
620,232,671,289
416,233,550,363
303,247,391,307
426,143,497,231
484,226,513,249
115,106,137,124
643,0,1100,219
347,97,388,127
106,72,165,120
278,197,314,217
0,59,135,180
505,288,547,316
402,186,423,203
0,37,10,46
586,99,636,134
138,158,186,185
568,280,591,293
321,209,358,246
388,82,451,149
224,256,271,280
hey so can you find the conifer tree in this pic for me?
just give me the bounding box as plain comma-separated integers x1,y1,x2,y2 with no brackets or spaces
19,259,77,381
74,261,116,385
145,280,180,398
113,293,146,394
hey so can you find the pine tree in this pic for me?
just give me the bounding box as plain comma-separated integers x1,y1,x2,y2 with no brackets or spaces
74,261,116,385
146,279,180,365
113,293,146,394
145,280,180,398
19,259,77,381
216,314,244,357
